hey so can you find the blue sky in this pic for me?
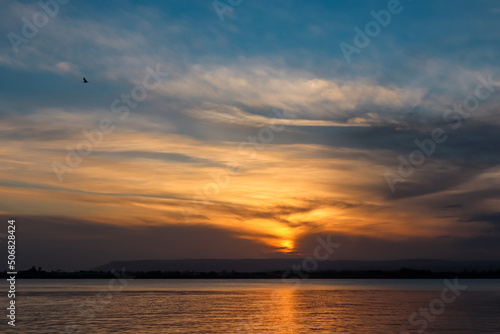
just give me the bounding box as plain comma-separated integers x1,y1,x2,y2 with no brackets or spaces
1,0,500,270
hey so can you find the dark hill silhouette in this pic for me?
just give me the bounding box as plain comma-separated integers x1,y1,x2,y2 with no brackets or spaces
92,259,500,273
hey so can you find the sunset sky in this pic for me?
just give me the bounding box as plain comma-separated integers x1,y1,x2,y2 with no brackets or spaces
1,0,500,270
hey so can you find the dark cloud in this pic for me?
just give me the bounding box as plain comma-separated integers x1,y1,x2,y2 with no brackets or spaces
0,128,78,141
203,199,367,230
446,212,500,251
0,215,278,271
295,232,500,261
93,150,222,167
3,214,499,273
459,212,500,233
382,161,491,200
461,212,500,224
441,204,464,209
454,235,500,250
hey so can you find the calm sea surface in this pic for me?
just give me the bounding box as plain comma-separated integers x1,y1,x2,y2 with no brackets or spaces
1,279,499,333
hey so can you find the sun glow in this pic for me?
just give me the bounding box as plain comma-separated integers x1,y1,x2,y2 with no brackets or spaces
280,240,294,252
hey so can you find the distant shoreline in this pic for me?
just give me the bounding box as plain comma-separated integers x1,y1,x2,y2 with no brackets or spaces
3,268,500,279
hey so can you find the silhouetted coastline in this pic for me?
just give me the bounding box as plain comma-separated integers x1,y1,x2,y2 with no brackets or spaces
3,266,500,279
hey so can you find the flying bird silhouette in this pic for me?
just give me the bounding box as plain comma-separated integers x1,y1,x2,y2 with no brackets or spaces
83,77,88,83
